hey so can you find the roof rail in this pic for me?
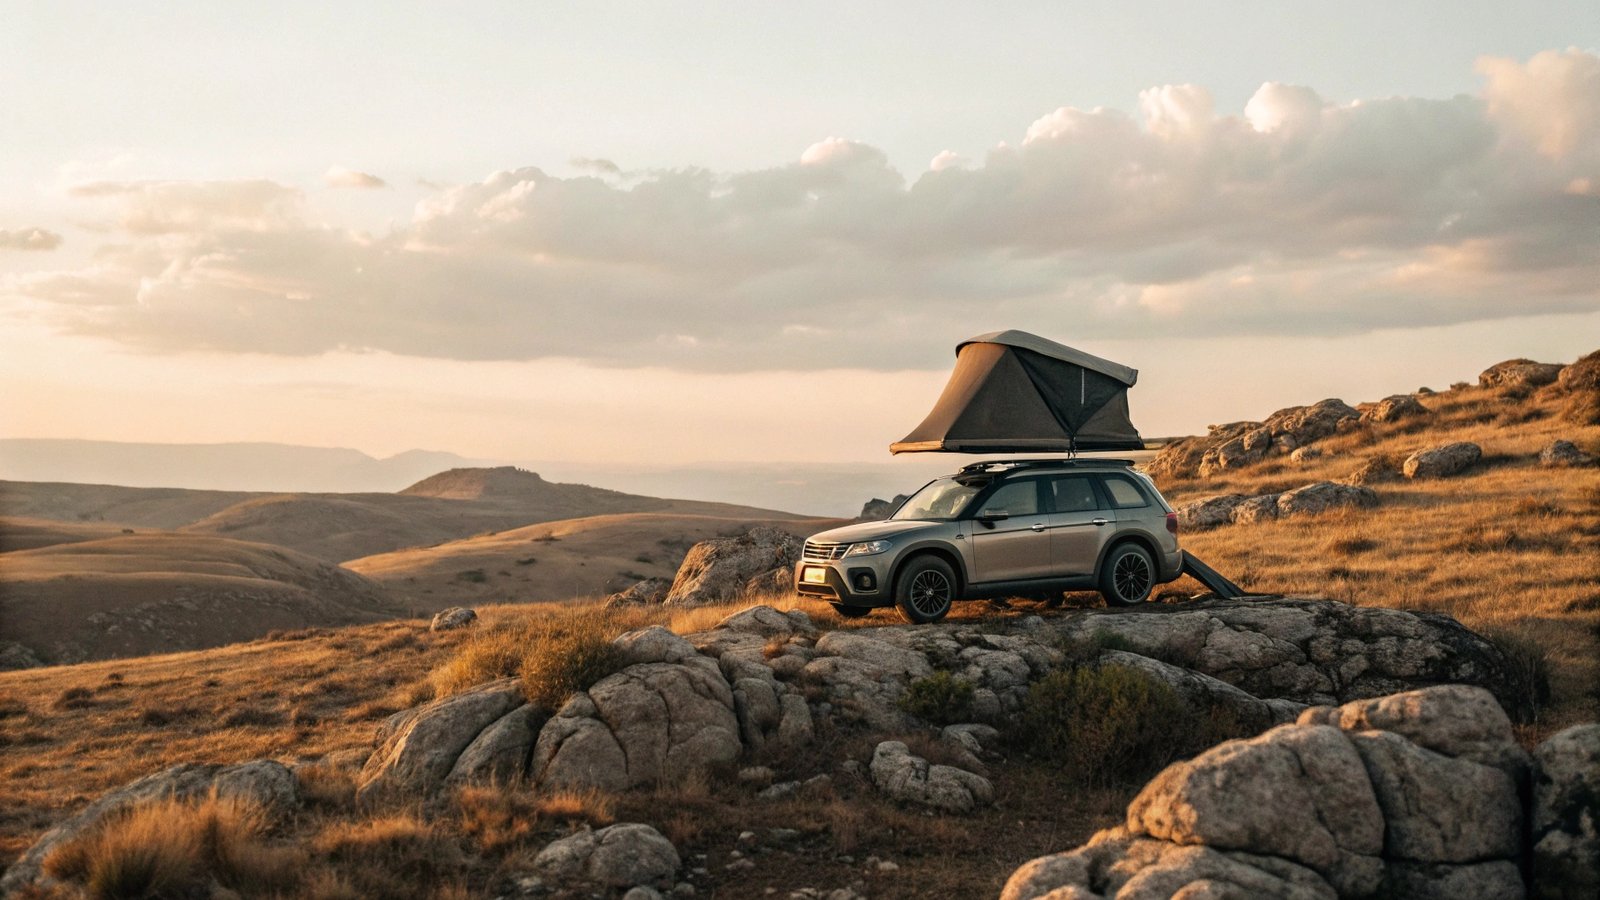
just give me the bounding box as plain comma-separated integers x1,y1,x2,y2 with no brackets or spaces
956,458,1136,474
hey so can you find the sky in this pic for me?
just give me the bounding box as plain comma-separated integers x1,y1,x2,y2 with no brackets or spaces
3,2,1599,465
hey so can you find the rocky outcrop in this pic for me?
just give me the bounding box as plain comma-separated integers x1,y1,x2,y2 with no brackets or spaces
1197,400,1361,477
1002,685,1531,900
1531,724,1600,898
1404,441,1482,479
1540,440,1595,468
860,494,910,520
663,526,802,607
532,823,680,890
869,740,993,813
1360,394,1430,424
530,659,742,791
1555,350,1600,393
1480,358,1564,389
1275,482,1378,517
430,607,477,631
358,678,529,802
0,760,300,894
604,577,672,607
1174,482,1376,530
1344,455,1401,486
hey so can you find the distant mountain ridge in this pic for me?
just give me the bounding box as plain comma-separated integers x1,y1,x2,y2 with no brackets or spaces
0,438,496,494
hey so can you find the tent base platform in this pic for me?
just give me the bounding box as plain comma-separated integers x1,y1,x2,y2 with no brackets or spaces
1180,554,1251,600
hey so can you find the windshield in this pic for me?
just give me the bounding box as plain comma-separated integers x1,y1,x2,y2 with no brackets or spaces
891,477,985,521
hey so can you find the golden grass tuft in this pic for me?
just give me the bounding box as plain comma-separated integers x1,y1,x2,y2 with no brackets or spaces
43,794,301,898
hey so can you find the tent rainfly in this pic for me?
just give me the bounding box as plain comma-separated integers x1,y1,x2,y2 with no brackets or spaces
890,330,1144,454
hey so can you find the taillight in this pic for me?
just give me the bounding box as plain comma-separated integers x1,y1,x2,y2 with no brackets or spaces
1165,512,1179,535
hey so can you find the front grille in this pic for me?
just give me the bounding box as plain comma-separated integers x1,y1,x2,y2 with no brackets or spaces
803,541,849,561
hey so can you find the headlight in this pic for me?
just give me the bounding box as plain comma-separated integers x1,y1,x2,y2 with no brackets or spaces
844,540,891,557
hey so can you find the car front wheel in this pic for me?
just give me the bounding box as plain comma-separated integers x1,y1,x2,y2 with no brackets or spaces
894,556,956,624
1099,543,1154,606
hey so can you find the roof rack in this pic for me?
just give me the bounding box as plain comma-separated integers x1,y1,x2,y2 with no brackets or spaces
956,458,1136,475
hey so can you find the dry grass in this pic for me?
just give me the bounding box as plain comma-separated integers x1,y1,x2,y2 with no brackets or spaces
42,794,301,898
1154,382,1600,731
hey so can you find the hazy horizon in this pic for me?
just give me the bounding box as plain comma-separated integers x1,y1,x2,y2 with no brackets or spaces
3,3,1597,465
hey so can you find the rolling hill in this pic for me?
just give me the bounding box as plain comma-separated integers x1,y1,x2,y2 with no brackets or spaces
0,534,403,665
1,467,800,563
344,511,842,610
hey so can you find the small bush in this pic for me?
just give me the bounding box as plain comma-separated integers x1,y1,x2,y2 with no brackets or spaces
455,569,488,584
43,795,301,898
432,610,632,709
1329,537,1380,555
898,671,975,725
1484,628,1553,725
518,615,628,709
1561,389,1600,426
221,706,285,728
1014,663,1249,785
53,687,95,711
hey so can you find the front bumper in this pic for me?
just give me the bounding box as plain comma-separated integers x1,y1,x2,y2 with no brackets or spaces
793,558,893,607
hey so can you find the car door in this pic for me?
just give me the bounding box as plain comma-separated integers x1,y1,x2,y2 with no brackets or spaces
1044,473,1115,575
967,478,1052,583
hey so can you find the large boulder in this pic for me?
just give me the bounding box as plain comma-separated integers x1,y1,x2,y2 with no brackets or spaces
532,823,680,890
1002,685,1532,900
1480,358,1564,389
1403,442,1482,479
530,660,742,791
1175,494,1247,531
1555,350,1600,393
1531,724,1600,899
1540,440,1595,468
869,740,993,813
0,760,300,895
357,678,527,801
1049,599,1514,709
663,526,802,607
1275,482,1378,518
430,607,477,631
604,578,671,607
1360,394,1430,424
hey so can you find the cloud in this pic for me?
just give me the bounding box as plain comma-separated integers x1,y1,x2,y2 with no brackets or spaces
0,228,62,252
6,50,1600,370
323,166,388,189
570,157,622,176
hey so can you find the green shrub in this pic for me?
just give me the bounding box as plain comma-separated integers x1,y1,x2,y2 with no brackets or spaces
1484,627,1553,725
455,569,488,584
898,671,975,725
1014,663,1250,785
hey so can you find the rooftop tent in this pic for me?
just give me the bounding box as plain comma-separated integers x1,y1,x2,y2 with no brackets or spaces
890,330,1144,454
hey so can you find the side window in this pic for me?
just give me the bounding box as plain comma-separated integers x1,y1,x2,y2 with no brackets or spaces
1047,475,1099,513
1099,475,1150,509
979,480,1040,516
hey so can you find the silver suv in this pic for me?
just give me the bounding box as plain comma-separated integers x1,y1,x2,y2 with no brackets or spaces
794,459,1182,622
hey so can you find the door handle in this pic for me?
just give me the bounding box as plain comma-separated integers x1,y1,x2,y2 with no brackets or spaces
1030,523,1046,532
1092,518,1110,526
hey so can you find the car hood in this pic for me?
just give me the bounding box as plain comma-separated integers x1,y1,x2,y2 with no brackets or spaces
806,519,943,544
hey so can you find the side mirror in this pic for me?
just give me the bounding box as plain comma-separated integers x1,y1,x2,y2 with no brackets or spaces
975,509,1009,528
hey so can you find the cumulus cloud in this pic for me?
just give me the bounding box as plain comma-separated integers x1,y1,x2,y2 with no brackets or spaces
5,50,1600,370
0,228,62,251
323,166,388,189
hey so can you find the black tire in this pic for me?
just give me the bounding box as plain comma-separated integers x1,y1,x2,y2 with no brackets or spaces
894,556,956,623
1099,543,1155,606
830,603,873,619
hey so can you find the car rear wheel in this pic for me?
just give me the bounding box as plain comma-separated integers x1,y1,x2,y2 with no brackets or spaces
830,603,873,619
1099,543,1154,606
894,556,955,624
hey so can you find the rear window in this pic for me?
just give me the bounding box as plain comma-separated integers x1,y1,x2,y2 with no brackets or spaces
1099,474,1150,509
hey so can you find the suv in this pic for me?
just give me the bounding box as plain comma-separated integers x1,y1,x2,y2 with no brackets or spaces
794,459,1182,622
